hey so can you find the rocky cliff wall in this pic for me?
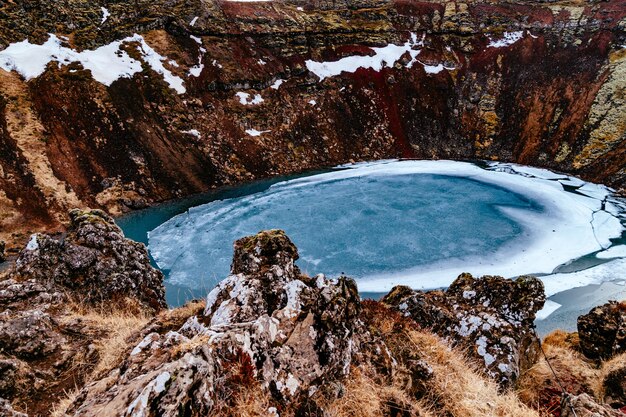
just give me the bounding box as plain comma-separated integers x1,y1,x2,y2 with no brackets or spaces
0,0,624,250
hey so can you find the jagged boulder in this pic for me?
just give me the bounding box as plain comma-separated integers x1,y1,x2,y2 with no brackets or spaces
10,208,165,311
69,230,365,416
578,301,626,360
382,273,545,386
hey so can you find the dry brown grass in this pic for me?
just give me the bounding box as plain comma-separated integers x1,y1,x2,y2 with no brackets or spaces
516,329,625,414
408,331,541,417
324,301,540,417
325,366,433,417
49,388,80,417
60,303,151,379
594,352,626,399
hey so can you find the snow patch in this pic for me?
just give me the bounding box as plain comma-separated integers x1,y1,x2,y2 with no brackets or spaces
0,34,185,93
236,92,264,105
487,31,524,48
25,234,39,251
245,128,270,137
100,7,110,24
190,16,199,26
181,129,201,138
305,33,423,81
270,79,284,89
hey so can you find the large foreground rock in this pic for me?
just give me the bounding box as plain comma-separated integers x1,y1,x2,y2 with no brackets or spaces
382,273,545,386
578,301,626,360
69,230,365,416
0,209,166,415
11,208,165,311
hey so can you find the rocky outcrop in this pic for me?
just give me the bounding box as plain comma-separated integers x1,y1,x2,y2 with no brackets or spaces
382,273,545,386
69,230,365,416
578,300,626,360
0,209,165,416
10,208,165,311
0,0,625,249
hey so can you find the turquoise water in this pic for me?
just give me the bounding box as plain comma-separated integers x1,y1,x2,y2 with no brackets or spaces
119,168,544,306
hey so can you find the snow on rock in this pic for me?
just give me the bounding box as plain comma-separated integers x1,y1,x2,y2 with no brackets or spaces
305,33,423,81
25,234,39,251
70,230,365,415
236,92,264,105
190,16,199,26
0,33,186,93
180,129,201,138
245,128,270,137
383,273,545,387
270,79,284,89
188,63,204,77
100,7,110,24
487,31,524,48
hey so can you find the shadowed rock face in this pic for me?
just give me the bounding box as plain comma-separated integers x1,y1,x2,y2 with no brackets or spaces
0,0,625,249
578,300,626,360
382,273,545,387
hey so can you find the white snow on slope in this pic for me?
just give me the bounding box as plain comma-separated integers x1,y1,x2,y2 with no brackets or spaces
181,129,201,138
487,31,524,48
245,128,270,137
305,33,423,81
236,92,264,105
0,33,186,93
270,79,284,89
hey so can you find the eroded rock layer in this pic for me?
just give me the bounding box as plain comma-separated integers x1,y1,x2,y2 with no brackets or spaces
0,0,624,249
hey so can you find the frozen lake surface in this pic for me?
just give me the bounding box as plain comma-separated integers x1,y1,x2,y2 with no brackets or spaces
118,160,625,324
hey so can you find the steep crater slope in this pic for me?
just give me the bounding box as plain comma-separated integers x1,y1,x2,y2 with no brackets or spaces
0,0,624,250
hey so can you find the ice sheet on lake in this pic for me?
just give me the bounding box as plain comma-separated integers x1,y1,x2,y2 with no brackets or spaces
148,160,624,295
536,300,562,321
541,258,626,298
597,245,626,259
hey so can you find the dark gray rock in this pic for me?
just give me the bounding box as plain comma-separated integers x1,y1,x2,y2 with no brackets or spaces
578,300,626,360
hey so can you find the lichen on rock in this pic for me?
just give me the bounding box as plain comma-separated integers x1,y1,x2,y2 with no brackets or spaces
382,273,545,386
68,229,365,416
10,208,165,311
